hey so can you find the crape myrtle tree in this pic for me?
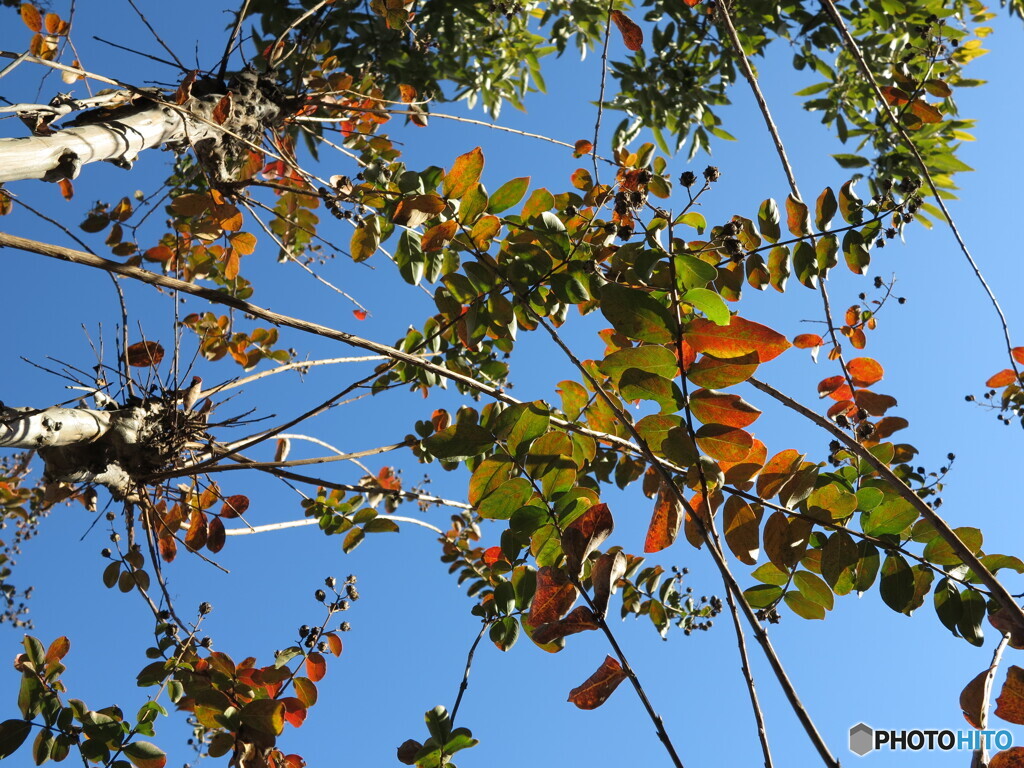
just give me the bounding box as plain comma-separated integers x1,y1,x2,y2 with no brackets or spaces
0,0,1023,765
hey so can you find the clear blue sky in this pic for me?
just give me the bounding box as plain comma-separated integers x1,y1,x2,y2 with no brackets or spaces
1,2,1023,766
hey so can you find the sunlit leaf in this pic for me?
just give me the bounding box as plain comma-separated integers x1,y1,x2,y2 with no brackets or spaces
442,147,484,200
610,10,643,51
568,656,628,709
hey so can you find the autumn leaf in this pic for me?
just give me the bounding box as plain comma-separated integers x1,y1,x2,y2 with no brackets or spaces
644,483,681,553
684,317,791,363
442,147,484,200
847,357,883,386
688,389,761,428
562,502,613,576
987,369,1017,388
568,655,628,709
573,139,593,157
610,11,643,51
793,333,823,349
421,219,458,252
991,748,1024,768
996,666,1024,725
126,341,164,367
20,3,43,32
528,566,577,625
306,652,327,683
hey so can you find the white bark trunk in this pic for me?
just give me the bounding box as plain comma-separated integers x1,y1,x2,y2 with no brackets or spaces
0,406,113,448
0,103,217,183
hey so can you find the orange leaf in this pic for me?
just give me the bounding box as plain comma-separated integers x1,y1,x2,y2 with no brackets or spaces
562,502,613,574
687,352,759,389
909,100,942,123
185,510,208,551
568,655,628,709
573,139,593,157
398,84,418,103
305,652,327,683
610,10,643,51
688,389,761,428
793,333,823,349
126,341,164,367
421,219,457,252
1013,347,1024,365
991,748,1024,768
20,3,42,32
326,633,343,657
644,482,681,553
872,416,909,439
529,566,577,625
442,147,484,200
987,369,1017,388
483,546,503,566
682,0,702,6
158,535,177,563
817,375,846,398
756,449,803,499
880,85,911,105
695,425,753,462
847,357,883,386
721,438,766,484
854,389,897,416
532,606,600,644
785,194,811,237
353,309,368,320
996,666,1024,725
58,178,74,200
684,317,791,363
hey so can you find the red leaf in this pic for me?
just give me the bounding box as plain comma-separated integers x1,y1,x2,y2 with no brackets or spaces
483,546,503,566
793,333,823,349
847,357,883,386
158,535,177,563
353,309,368,321
568,655,628,709
220,495,249,519
684,317,791,363
212,93,233,125
531,606,601,644
281,697,307,728
1013,347,1024,365
610,10,643,51
987,369,1017,388
431,409,450,431
126,341,164,367
528,566,577,625
58,178,74,200
644,482,681,553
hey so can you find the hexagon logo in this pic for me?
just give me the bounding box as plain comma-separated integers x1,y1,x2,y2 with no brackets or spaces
849,723,874,756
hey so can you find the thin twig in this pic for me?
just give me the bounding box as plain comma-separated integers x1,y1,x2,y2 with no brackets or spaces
592,0,615,184
449,622,489,726
819,0,1020,380
198,355,387,398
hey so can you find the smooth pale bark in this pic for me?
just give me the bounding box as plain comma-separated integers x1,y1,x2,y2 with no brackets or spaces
0,103,217,183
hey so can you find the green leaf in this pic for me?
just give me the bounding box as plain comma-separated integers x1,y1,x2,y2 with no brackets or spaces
478,478,534,520
820,531,859,596
863,495,916,536
682,288,729,325
757,199,781,243
444,727,479,755
957,589,985,646
815,187,837,230
422,424,494,461
240,699,285,736
364,518,400,533
599,346,678,385
933,578,962,636
618,369,684,414
123,740,168,768
425,706,451,743
494,401,550,454
599,283,674,344
793,571,834,610
879,553,914,613
673,211,706,233
487,177,530,213
0,720,32,759
922,528,982,567
832,154,870,168
744,584,783,608
784,590,826,619
674,254,718,289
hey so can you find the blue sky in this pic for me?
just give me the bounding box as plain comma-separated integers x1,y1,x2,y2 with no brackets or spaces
1,2,1024,767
